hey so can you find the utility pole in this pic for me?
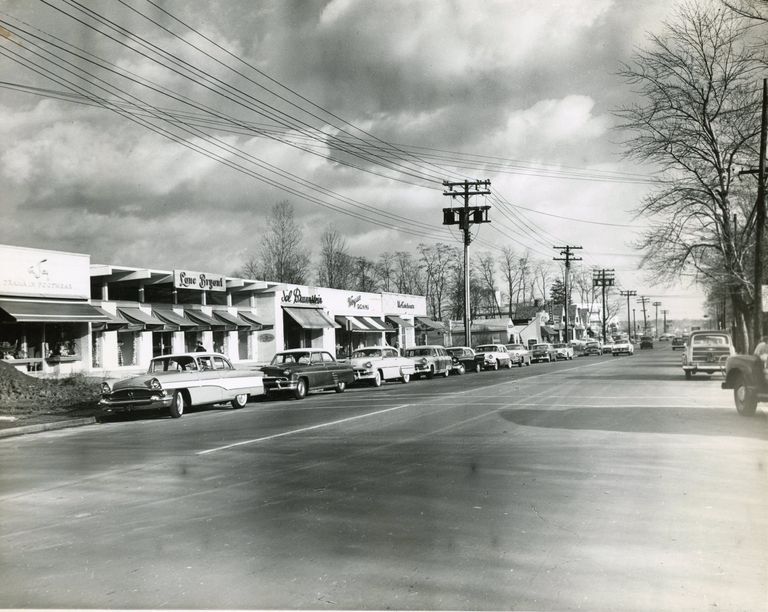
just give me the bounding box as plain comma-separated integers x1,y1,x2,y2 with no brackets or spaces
653,301,662,337
553,245,583,342
633,308,637,339
661,309,669,334
620,290,636,337
755,79,767,350
592,268,615,342
636,296,649,333
442,179,491,347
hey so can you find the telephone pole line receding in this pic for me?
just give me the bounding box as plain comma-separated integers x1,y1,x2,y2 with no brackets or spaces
652,301,662,336
661,309,669,334
592,269,615,342
443,179,491,347
636,296,650,333
620,290,637,337
553,245,583,342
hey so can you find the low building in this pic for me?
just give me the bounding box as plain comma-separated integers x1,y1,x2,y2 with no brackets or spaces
0,243,426,377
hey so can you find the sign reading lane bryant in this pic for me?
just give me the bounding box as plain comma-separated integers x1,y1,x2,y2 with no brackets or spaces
173,269,226,292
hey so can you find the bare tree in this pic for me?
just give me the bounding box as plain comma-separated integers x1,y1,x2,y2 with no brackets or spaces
351,257,378,293
317,225,354,289
241,201,310,283
616,3,764,350
724,0,768,22
417,243,457,319
474,252,502,317
375,252,395,293
393,251,423,295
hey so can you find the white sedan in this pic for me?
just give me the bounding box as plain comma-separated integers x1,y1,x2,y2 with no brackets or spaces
612,340,635,356
348,346,416,386
474,344,513,370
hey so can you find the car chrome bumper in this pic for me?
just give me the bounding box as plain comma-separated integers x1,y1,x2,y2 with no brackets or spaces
99,394,173,412
262,377,298,391
353,370,376,381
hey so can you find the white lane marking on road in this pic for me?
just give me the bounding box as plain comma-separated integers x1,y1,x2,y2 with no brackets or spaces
197,404,411,455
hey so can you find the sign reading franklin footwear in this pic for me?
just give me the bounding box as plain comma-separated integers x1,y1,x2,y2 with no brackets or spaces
0,244,90,299
281,287,323,305
173,269,226,292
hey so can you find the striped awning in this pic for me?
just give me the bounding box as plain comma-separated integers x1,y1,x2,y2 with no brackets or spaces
212,310,253,330
117,307,169,330
284,307,339,329
185,309,225,329
153,308,200,330
386,315,414,328
0,299,113,324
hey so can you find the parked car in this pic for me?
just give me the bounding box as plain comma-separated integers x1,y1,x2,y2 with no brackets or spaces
640,335,654,349
531,343,558,363
505,343,532,367
261,349,355,399
474,344,513,370
348,346,416,386
601,341,614,354
682,331,735,379
403,345,453,378
612,339,634,356
671,336,686,350
582,340,601,356
659,333,675,341
447,346,481,373
99,352,264,418
552,343,574,360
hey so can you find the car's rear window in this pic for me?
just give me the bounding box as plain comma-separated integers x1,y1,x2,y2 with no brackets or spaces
506,345,525,350
691,334,728,346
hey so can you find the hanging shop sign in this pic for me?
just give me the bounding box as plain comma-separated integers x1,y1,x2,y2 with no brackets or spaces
173,269,226,292
0,244,91,299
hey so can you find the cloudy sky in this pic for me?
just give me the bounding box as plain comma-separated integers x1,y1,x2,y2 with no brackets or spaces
0,0,709,319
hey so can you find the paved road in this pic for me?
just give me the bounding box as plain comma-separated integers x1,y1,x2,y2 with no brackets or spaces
0,346,765,610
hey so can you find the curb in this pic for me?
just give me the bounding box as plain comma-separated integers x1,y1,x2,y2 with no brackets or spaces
0,417,98,439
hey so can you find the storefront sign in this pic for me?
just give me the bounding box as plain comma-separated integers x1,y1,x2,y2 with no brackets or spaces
173,269,226,292
258,333,275,343
281,287,323,305
347,295,370,311
382,292,427,316
0,244,90,299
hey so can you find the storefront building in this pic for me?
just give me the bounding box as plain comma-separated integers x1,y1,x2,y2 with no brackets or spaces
0,244,427,377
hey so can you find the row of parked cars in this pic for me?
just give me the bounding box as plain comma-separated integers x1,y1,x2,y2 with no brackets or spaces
99,339,609,418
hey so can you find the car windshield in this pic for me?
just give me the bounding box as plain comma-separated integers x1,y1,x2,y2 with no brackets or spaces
352,348,382,358
553,343,567,348
405,348,433,357
446,348,465,356
506,345,525,350
271,352,312,365
148,355,197,373
533,344,548,350
691,334,729,346
476,345,497,352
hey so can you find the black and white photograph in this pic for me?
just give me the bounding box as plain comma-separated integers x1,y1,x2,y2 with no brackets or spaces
0,0,766,610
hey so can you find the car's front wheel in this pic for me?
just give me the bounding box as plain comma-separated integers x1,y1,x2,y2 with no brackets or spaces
685,370,693,380
169,390,185,418
293,378,307,400
335,380,346,393
454,364,465,375
426,366,435,379
231,393,248,409
372,371,382,387
474,362,481,373
734,378,757,416
506,359,513,369
401,373,410,383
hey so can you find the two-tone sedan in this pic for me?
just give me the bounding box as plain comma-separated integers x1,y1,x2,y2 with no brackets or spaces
474,344,513,370
99,352,264,418
531,343,558,363
447,346,481,374
261,349,355,399
505,343,532,367
348,346,416,386
403,345,453,378
552,343,574,360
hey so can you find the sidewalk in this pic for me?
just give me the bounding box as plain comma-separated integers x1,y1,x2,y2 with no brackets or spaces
0,406,101,438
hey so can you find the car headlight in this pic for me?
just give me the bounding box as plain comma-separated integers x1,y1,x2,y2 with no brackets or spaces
101,382,111,394
363,361,373,369
149,377,162,391
282,369,291,377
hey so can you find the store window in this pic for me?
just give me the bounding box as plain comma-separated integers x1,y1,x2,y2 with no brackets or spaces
92,331,103,368
153,331,174,357
117,330,138,366
238,331,249,359
184,331,199,352
212,330,226,355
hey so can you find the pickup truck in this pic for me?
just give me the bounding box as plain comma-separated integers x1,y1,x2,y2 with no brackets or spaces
721,354,766,416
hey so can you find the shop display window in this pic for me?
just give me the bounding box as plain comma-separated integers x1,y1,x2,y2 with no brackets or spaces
184,331,199,352
154,331,174,357
117,330,138,366
92,331,103,368
212,330,226,355
238,331,249,360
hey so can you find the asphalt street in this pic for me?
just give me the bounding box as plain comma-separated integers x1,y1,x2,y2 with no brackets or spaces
0,345,765,610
